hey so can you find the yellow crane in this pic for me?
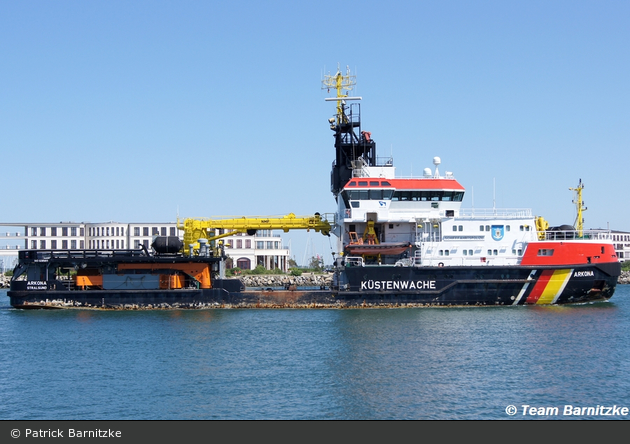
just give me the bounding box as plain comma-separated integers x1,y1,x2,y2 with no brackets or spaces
177,213,334,255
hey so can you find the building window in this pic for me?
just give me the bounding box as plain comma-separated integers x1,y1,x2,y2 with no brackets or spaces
134,227,140,236
40,227,46,236
80,241,84,249
71,227,77,236
62,240,68,249
51,240,57,249
120,228,124,236
51,227,57,236
161,227,166,236
236,240,242,249
80,227,85,236
40,240,46,249
116,240,119,249
143,240,149,248
143,227,149,236
134,240,140,249
62,227,68,236
31,227,37,236
256,241,264,249
71,240,77,249
121,240,124,249
152,227,159,236
31,240,36,248
106,227,110,236
170,227,176,236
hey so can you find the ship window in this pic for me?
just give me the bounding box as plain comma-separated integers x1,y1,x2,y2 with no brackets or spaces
493,249,498,255
485,226,490,231
351,201,360,208
480,226,484,231
358,181,368,186
348,182,356,186
381,181,391,186
439,250,443,256
459,225,463,231
445,250,449,256
537,249,554,256
369,189,383,200
469,250,473,255
370,181,379,186
463,249,467,256
382,190,393,199
453,226,458,232
506,225,510,231
431,202,439,208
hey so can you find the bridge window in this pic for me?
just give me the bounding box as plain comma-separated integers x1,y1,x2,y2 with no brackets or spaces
537,249,554,256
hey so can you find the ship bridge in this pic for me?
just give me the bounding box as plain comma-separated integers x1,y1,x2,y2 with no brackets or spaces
340,177,466,223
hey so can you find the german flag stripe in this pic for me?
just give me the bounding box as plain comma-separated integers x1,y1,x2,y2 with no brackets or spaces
525,269,573,305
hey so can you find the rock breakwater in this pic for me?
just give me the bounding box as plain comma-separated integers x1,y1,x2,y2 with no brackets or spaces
238,273,333,289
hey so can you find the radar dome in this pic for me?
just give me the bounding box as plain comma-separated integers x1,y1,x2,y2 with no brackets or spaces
423,168,432,177
433,157,441,166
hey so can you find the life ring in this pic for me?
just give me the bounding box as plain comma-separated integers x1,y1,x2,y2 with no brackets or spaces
438,262,444,267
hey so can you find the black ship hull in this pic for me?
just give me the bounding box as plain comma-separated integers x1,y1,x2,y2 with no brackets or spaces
333,262,620,306
8,262,619,309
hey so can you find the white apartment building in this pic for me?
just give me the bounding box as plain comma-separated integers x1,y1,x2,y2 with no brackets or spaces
0,222,291,272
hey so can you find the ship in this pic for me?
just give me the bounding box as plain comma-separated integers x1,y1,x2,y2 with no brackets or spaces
6,67,621,309
324,67,620,306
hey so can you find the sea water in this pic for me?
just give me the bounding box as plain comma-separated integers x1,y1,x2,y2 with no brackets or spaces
1,286,629,420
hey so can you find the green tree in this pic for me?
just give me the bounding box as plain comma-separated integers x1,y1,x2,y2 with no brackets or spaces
308,255,324,272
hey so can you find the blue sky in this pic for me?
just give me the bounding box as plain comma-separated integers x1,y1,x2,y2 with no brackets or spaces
1,1,628,265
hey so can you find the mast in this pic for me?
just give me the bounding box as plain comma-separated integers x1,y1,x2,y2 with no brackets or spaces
322,64,356,124
570,179,587,237
322,65,375,198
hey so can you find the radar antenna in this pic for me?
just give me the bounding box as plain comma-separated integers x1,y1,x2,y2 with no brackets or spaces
570,179,587,237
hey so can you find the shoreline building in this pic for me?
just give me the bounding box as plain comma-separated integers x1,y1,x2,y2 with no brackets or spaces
0,222,291,272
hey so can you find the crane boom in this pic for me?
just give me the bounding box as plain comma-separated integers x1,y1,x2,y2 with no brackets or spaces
178,213,333,255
